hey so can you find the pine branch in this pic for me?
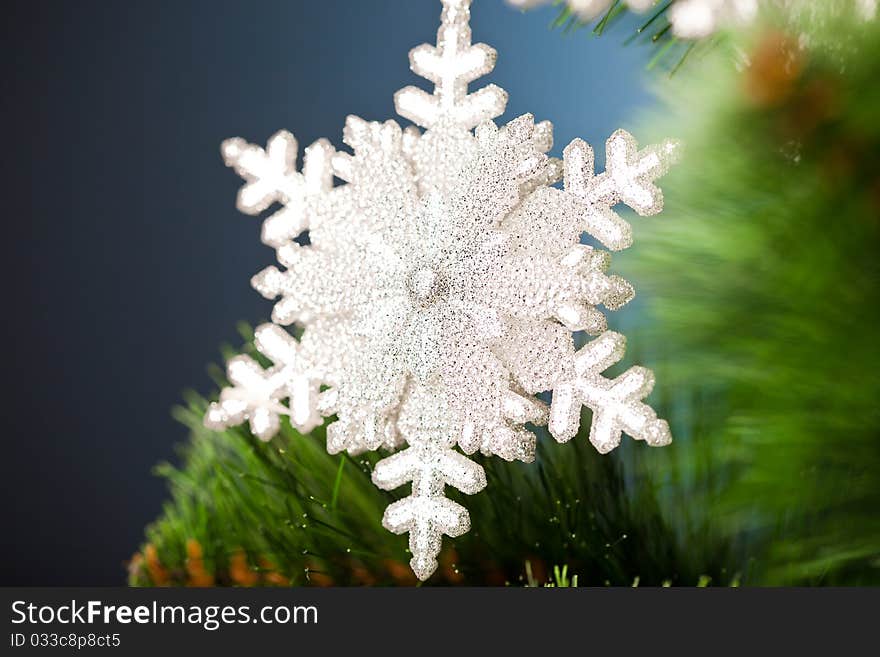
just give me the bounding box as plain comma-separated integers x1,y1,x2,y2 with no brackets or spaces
616,12,880,585
546,1,697,73
131,380,734,586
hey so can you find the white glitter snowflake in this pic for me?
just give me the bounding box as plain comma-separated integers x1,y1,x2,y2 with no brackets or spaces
204,0,678,581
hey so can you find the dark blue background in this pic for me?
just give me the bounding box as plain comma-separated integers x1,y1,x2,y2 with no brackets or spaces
0,0,653,584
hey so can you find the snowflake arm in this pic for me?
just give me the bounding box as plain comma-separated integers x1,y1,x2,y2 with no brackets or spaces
372,442,486,580
221,131,335,248
564,130,680,251
548,331,672,453
395,0,507,130
204,324,320,441
204,354,285,441
253,323,322,432
554,243,634,332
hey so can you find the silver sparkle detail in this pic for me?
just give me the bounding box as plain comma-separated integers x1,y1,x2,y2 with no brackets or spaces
205,0,678,581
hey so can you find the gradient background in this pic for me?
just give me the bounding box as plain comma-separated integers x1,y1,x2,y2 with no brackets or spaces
0,0,655,585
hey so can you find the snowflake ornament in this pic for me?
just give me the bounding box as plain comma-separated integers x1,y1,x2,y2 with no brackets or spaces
205,0,679,581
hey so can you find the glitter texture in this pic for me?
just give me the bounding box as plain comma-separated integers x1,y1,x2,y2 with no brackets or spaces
204,0,678,581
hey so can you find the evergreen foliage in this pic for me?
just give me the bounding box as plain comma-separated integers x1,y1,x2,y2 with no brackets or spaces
618,10,880,584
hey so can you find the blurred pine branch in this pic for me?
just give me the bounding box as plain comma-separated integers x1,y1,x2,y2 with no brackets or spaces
617,9,880,585
545,0,724,74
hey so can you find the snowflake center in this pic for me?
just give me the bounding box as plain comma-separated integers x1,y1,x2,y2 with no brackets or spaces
406,266,448,307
